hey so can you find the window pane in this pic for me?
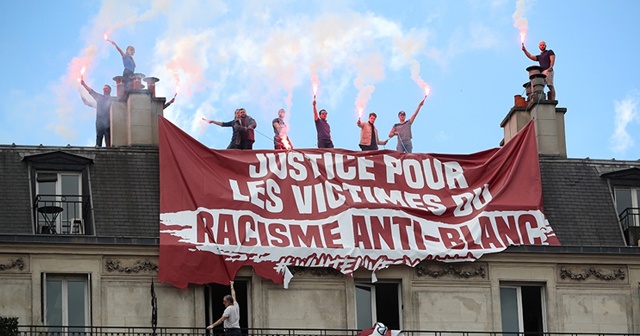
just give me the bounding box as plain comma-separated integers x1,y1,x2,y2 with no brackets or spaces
46,280,63,326
67,280,86,328
61,174,80,197
500,287,520,335
356,285,373,330
38,181,56,201
61,174,82,231
615,189,632,216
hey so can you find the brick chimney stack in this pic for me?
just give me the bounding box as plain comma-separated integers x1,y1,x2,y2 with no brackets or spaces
501,66,568,157
109,73,166,147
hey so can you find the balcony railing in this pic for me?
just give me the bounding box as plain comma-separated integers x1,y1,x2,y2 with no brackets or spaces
15,326,640,336
619,207,639,230
33,194,91,235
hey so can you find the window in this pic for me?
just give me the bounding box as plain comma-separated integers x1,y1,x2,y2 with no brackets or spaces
614,188,640,228
23,151,94,235
500,285,545,335
204,280,249,334
355,282,401,330
36,171,82,234
43,274,90,332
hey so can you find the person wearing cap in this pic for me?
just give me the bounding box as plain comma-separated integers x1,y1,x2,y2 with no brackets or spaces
522,40,556,100
357,112,388,151
388,97,425,153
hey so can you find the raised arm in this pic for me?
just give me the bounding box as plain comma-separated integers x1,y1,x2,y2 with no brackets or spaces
521,44,537,62
230,281,236,303
163,97,175,109
80,79,93,94
108,39,126,58
356,118,363,128
312,99,319,121
408,97,426,124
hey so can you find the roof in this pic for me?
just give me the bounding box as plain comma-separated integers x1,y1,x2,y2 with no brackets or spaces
0,145,159,238
539,156,640,246
0,145,638,247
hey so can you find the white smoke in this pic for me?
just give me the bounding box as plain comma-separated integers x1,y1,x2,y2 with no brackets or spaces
512,0,529,41
610,92,640,154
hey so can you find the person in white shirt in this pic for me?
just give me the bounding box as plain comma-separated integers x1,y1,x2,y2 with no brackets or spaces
206,281,240,336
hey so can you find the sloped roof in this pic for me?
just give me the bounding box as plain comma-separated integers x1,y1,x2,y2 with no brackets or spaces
538,156,638,246
0,146,159,238
1,145,638,247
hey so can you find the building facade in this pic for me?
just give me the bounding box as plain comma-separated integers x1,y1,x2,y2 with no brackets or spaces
0,72,639,335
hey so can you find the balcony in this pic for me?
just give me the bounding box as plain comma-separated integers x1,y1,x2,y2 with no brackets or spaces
619,207,640,246
33,194,91,235
13,326,639,336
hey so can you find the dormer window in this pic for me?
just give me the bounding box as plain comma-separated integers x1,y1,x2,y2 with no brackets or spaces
36,171,83,234
614,188,640,242
23,151,94,235
602,168,640,246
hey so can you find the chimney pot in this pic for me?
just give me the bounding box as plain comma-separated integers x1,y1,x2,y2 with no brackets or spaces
112,76,124,97
133,73,146,90
522,82,532,100
143,77,160,97
526,65,543,77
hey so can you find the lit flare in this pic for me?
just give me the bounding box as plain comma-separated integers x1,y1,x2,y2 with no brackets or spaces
77,66,86,83
282,135,292,150
520,32,526,44
423,84,431,97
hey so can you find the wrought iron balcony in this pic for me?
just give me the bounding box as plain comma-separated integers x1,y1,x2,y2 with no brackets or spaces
619,207,639,230
14,326,640,336
33,194,91,235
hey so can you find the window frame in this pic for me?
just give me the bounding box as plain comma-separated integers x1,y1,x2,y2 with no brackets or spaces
23,151,95,235
499,283,547,335
354,280,402,330
35,171,83,234
42,273,91,331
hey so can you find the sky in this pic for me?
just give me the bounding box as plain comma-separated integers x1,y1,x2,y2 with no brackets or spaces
0,0,639,160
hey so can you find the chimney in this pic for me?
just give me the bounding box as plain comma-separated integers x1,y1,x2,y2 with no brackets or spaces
110,73,166,147
501,66,568,157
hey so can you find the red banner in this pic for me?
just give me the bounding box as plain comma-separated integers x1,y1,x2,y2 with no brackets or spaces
158,116,559,289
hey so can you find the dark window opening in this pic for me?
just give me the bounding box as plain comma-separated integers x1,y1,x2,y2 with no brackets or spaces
205,281,249,336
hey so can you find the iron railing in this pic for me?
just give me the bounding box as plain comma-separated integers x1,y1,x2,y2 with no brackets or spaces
619,207,640,230
33,194,91,235
14,326,640,336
